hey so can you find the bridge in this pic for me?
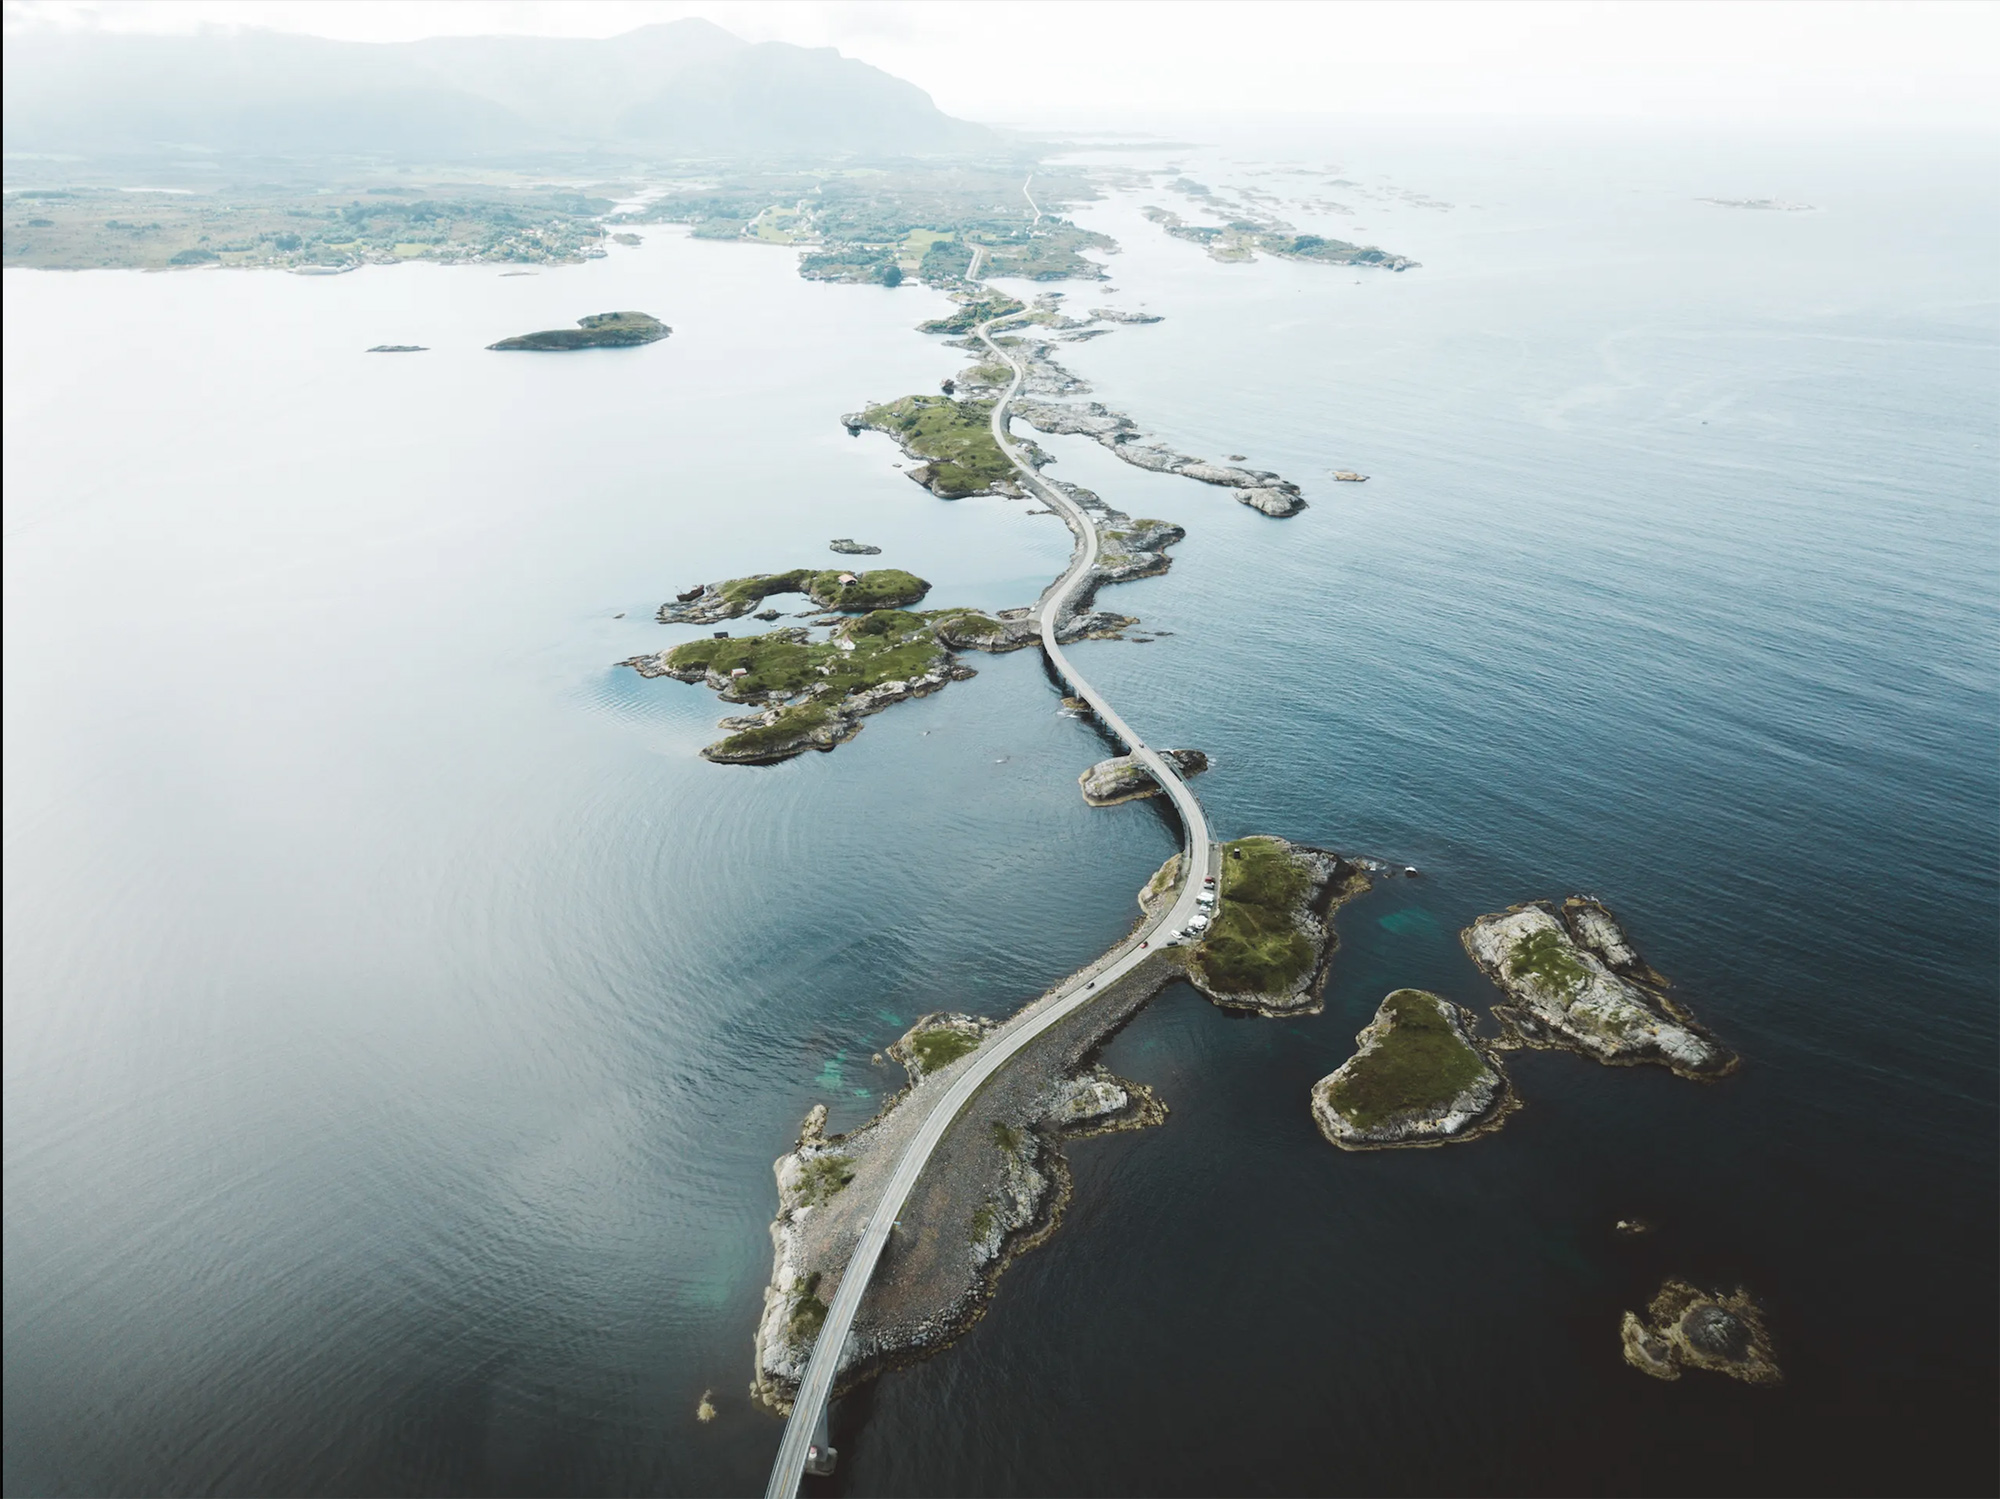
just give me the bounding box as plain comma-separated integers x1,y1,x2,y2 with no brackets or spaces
764,269,1213,1499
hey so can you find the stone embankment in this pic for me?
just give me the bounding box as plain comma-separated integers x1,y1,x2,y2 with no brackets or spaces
1080,748,1208,806
1620,1279,1781,1385
751,946,1176,1412
1461,897,1736,1078
1311,990,1518,1150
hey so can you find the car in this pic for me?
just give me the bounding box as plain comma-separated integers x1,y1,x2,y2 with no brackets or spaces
1196,891,1216,907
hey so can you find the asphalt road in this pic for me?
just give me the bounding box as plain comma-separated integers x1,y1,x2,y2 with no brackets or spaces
765,285,1214,1499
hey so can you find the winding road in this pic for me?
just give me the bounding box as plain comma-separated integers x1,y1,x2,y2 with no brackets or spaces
765,271,1214,1499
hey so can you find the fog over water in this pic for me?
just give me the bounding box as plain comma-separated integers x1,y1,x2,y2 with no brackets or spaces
5,121,1996,1495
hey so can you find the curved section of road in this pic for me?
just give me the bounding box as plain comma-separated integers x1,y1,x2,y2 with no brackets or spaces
765,286,1213,1499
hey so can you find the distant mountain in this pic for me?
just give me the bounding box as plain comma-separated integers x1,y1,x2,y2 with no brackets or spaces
1,19,994,161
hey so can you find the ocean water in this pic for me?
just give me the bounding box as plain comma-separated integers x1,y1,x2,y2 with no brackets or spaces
5,121,1995,1496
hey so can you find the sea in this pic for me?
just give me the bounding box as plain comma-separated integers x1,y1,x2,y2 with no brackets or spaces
5,119,1995,1496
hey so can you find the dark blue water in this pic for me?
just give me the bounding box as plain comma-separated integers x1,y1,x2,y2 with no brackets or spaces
6,122,1995,1496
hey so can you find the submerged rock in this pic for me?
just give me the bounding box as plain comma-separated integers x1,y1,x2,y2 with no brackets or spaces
1460,899,1735,1078
1079,748,1208,806
1620,1280,1781,1386
1311,989,1517,1149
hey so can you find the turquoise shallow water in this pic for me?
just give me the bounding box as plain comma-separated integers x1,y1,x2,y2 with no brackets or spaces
5,121,1996,1496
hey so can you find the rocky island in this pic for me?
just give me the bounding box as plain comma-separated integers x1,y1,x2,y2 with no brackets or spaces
1311,990,1517,1149
1461,897,1736,1078
842,394,1023,498
1141,205,1418,271
624,608,993,764
1146,836,1371,1015
1621,1279,1782,1385
1080,749,1208,806
488,310,669,350
657,568,930,624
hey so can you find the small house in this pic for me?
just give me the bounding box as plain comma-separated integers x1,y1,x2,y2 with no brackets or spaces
838,572,859,586
730,667,749,679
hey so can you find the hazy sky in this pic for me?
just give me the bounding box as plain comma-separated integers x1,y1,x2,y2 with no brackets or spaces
7,0,1997,128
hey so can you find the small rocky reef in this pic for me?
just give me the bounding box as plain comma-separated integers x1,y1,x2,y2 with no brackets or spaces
488,310,669,350
828,538,882,556
1080,749,1208,806
1461,897,1735,1079
1147,836,1371,1015
658,568,929,624
1312,989,1517,1150
1621,1279,1781,1386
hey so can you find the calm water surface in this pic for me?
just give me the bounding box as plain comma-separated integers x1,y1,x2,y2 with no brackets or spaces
5,122,1996,1496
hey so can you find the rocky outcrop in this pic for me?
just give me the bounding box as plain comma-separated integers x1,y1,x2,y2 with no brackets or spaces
828,538,881,555
1621,1280,1781,1385
750,953,1177,1412
1461,899,1736,1079
696,664,959,766
656,568,929,624
1080,748,1208,806
1311,990,1517,1150
1006,396,1305,517
1089,308,1163,324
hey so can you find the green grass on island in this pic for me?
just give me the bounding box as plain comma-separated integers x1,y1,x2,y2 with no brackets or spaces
666,609,949,759
711,567,930,615
1192,837,1317,995
788,1271,829,1340
907,1027,981,1074
917,295,1025,335
1506,925,1592,1002
1327,991,1488,1128
796,1155,854,1206
923,607,1009,642
489,311,668,350
858,395,1012,496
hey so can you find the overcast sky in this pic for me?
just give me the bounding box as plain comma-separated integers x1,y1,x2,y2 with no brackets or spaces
7,0,1997,128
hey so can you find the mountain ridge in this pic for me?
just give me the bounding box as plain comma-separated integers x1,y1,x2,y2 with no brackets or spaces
2,19,996,161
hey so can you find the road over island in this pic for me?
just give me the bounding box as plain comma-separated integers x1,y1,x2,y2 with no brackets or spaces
764,286,1215,1496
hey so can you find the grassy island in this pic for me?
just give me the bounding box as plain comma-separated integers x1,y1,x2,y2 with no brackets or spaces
1312,990,1514,1150
851,395,1011,497
658,609,951,762
1323,991,1490,1129
488,311,669,350
1193,837,1318,995
917,295,1025,335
